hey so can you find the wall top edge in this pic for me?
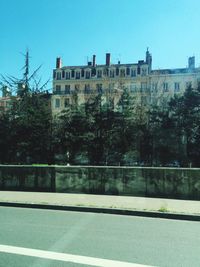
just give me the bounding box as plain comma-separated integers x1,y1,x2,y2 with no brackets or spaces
0,165,199,171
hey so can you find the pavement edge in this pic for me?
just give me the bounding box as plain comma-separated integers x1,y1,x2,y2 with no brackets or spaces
0,202,200,221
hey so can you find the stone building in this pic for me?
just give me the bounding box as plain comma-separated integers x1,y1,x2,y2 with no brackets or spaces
51,49,200,116
51,49,153,115
0,86,12,113
150,55,199,107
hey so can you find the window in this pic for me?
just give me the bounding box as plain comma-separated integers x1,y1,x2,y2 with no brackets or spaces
97,70,102,78
66,71,70,79
131,69,136,77
137,66,141,75
85,70,90,79
55,98,60,108
120,69,125,77
53,70,56,79
71,70,75,78
64,98,70,107
186,81,192,89
108,83,114,93
151,83,158,92
55,85,61,94
65,85,70,94
92,68,96,76
75,71,80,79
163,82,168,92
81,69,85,77
116,67,119,76
62,70,65,79
96,83,102,93
174,82,180,92
84,84,90,94
110,69,115,78
103,68,109,76
75,84,80,92
126,67,130,75
141,68,147,76
130,83,137,92
56,72,61,80
141,82,147,91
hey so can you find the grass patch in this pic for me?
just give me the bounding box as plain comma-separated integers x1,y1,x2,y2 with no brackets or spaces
158,206,168,213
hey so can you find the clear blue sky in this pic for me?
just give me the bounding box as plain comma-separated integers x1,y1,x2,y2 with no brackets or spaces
0,0,200,91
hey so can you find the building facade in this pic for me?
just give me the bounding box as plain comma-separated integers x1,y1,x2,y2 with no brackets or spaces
0,86,12,113
50,50,200,115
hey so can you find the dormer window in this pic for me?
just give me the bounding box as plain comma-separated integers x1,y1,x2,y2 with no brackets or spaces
97,70,102,78
76,71,81,79
85,70,90,79
62,70,65,79
66,71,70,79
56,72,61,80
120,69,125,77
81,69,85,77
131,69,136,77
137,66,141,75
116,67,119,76
141,68,147,76
53,70,56,79
126,67,130,75
110,69,115,78
71,70,75,78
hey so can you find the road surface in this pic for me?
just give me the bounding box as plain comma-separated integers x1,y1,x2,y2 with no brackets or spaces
0,206,200,266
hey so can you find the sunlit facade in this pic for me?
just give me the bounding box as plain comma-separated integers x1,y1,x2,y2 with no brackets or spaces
51,50,199,115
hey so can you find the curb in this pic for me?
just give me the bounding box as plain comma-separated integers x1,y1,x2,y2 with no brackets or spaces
0,202,200,221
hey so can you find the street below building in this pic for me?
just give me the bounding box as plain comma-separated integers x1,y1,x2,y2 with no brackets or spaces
0,206,200,267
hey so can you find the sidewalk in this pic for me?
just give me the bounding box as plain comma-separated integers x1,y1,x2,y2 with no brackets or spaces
0,191,200,221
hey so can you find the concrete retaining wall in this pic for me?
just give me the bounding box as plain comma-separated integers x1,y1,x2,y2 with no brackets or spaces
0,165,200,200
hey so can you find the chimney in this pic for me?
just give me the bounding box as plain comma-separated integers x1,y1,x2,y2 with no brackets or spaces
146,48,152,72
92,55,96,67
106,53,111,66
56,57,62,69
188,56,195,69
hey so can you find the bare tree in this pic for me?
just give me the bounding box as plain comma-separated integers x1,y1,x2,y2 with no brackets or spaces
1,50,49,96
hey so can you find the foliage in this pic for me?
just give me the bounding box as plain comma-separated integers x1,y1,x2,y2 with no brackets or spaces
149,85,200,167
53,89,148,165
0,51,52,164
1,54,200,167
0,93,52,164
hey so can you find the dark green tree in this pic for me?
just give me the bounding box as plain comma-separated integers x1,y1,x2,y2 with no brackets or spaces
168,85,200,166
0,50,52,164
148,84,200,167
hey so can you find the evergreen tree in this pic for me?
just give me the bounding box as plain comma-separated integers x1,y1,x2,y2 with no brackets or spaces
0,50,52,164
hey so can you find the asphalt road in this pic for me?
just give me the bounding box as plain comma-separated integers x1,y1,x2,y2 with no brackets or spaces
0,207,200,267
